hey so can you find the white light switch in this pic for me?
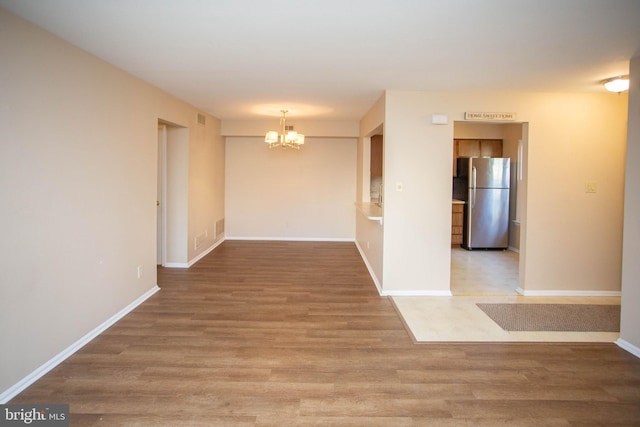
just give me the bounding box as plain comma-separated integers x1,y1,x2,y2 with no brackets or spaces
395,182,403,191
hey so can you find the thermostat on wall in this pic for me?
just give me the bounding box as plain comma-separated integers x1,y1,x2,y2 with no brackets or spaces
431,114,448,125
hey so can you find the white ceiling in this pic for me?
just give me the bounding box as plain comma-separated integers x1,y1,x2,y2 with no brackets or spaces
2,0,640,120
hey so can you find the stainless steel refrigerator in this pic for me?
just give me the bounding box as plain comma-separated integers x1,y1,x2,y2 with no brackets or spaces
456,157,510,250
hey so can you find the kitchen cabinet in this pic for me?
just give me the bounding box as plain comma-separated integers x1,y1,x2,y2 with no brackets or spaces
456,139,480,158
480,139,503,157
453,139,503,176
370,134,383,177
451,202,464,245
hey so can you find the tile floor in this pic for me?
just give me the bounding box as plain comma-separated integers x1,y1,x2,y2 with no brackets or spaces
450,247,519,295
391,248,621,343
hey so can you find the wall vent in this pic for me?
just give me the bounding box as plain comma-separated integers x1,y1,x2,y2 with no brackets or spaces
215,218,225,238
197,113,206,125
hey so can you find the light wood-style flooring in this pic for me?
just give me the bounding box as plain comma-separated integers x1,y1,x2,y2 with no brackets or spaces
11,241,640,425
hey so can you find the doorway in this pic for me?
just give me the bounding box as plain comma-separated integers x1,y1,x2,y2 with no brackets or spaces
157,120,189,267
450,121,528,295
157,123,167,266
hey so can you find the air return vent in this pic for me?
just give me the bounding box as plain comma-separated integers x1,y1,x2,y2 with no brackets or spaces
215,218,225,238
197,113,206,125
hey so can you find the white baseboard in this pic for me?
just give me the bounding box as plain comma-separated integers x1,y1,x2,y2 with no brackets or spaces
225,236,355,242
163,237,225,269
188,237,225,267
516,289,621,297
382,290,453,297
163,262,189,268
354,240,382,294
615,338,640,359
0,285,160,404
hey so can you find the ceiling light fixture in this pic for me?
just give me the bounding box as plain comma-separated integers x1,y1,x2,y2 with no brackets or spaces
602,75,629,93
265,110,305,150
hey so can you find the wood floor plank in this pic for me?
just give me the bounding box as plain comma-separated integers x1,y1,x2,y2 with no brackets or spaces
9,241,640,426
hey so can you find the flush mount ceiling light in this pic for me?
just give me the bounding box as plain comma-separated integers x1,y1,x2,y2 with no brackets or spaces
602,75,629,93
265,110,305,150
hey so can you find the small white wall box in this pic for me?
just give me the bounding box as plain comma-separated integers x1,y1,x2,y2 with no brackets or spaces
431,114,448,125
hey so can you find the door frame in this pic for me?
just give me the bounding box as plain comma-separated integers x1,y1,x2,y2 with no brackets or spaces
157,123,167,266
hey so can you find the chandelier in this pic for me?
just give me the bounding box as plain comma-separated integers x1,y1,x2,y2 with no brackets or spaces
265,110,305,149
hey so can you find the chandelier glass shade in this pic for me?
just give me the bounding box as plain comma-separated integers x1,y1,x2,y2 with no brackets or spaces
265,110,305,149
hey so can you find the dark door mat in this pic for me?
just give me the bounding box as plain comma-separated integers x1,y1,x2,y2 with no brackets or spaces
476,303,620,332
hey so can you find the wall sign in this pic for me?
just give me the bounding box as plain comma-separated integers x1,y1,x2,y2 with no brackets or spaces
465,112,517,121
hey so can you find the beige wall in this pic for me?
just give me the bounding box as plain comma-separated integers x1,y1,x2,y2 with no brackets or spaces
620,56,640,354
222,119,359,139
382,92,454,293
188,116,225,262
0,9,224,396
453,122,504,139
363,90,627,294
225,137,356,240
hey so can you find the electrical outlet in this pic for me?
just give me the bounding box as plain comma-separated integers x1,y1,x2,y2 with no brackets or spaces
585,181,597,193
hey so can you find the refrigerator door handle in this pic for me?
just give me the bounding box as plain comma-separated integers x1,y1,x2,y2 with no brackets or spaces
471,166,477,208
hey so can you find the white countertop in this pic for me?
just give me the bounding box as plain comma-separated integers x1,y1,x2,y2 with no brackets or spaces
354,202,383,224
452,199,466,204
